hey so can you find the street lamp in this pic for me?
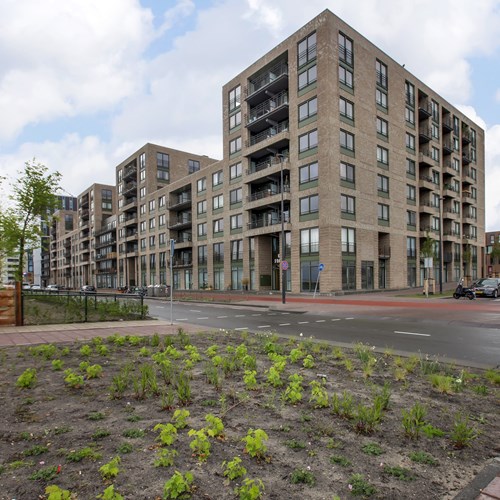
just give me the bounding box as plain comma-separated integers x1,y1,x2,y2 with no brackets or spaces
276,154,287,304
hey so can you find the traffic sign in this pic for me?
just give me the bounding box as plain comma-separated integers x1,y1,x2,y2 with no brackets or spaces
318,263,324,272
282,260,289,271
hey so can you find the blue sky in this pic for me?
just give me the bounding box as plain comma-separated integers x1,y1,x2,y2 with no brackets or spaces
1,0,499,230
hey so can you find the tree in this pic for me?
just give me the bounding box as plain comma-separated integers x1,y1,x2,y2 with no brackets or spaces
0,160,62,282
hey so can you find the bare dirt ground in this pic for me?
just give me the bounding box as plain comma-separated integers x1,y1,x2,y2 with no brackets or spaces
0,328,498,499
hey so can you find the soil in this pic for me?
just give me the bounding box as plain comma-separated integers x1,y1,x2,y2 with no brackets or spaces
0,328,498,500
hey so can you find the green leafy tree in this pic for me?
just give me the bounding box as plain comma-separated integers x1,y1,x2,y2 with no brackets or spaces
0,159,62,281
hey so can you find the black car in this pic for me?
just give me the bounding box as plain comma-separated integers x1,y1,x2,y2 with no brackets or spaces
80,285,97,293
473,278,500,298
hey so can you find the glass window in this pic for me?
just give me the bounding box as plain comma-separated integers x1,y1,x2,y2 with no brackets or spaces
340,161,355,183
213,242,224,263
341,194,355,214
406,184,416,201
340,97,354,120
229,111,241,130
231,239,243,261
198,245,207,265
405,81,415,106
407,210,416,226
229,85,241,111
197,222,207,237
300,194,319,215
230,188,242,204
197,177,206,193
378,203,389,221
298,32,316,66
377,174,389,193
376,89,388,109
188,159,200,174
376,59,388,88
229,137,242,155
377,146,389,165
377,117,388,137
230,162,242,180
299,161,319,184
340,130,354,151
405,107,415,125
406,158,416,176
341,227,355,253
300,227,319,254
213,218,224,234
299,129,318,153
339,65,353,88
139,187,146,198
406,133,415,150
212,170,223,187
299,97,318,121
338,32,353,65
298,65,317,90
212,194,224,210
197,200,207,215
230,213,242,229
407,236,416,258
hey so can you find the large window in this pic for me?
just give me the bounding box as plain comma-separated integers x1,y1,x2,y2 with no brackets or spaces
188,159,200,174
407,236,416,258
376,117,388,137
339,65,353,88
230,213,243,230
229,85,241,111
198,245,207,265
298,65,317,90
229,137,242,155
340,161,355,183
299,97,318,121
230,188,242,205
299,161,318,184
213,218,224,234
339,97,354,120
376,59,388,88
378,203,389,222
230,162,242,180
301,261,319,292
338,32,353,65
101,189,112,210
213,242,224,263
157,152,169,181
342,260,356,291
377,174,389,194
300,194,319,215
197,200,207,215
341,194,355,215
340,130,354,151
197,222,207,237
377,146,389,165
231,240,243,261
405,81,415,106
406,184,416,202
407,210,416,227
376,89,388,109
299,129,318,153
229,111,241,130
341,227,355,254
406,158,416,176
197,177,206,193
212,194,224,210
212,170,223,187
298,32,316,66
300,227,319,254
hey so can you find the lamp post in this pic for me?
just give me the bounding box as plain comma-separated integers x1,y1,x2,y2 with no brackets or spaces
276,154,287,304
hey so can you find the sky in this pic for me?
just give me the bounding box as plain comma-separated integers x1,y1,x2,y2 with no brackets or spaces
0,0,499,230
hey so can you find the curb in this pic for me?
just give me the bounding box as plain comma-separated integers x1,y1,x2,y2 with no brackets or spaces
453,457,500,500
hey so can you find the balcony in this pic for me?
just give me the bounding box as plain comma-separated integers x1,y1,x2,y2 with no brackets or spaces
419,201,438,215
96,267,117,274
442,114,453,132
246,212,291,237
418,126,431,144
443,231,460,242
168,215,192,230
442,208,459,220
245,59,289,106
442,141,453,155
245,121,290,157
246,185,290,210
442,159,458,177
462,128,471,145
419,150,437,168
378,247,391,259
123,181,137,196
172,259,192,268
246,91,289,133
462,153,471,166
123,164,137,181
123,197,138,211
462,192,474,204
168,193,192,211
418,99,432,119
418,174,438,191
122,214,137,227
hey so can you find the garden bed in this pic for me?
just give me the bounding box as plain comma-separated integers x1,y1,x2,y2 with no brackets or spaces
0,328,498,499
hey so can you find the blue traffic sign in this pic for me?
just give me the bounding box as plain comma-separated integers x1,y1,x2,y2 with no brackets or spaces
318,263,324,272
282,260,289,271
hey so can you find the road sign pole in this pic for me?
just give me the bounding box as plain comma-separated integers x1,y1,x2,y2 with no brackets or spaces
314,263,325,299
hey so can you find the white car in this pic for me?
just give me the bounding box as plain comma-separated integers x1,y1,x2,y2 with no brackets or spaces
30,284,41,290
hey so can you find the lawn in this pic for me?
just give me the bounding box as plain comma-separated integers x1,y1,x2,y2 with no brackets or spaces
0,328,498,499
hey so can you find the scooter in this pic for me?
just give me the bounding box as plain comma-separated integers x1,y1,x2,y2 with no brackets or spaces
453,278,476,300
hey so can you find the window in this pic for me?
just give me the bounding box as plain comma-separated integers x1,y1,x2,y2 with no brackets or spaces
300,194,319,215
213,218,224,234
101,189,112,210
407,210,416,226
158,214,166,227
231,239,243,261
431,123,439,140
149,235,155,248
159,233,166,246
341,194,355,214
299,129,318,153
188,159,200,174
376,117,388,137
407,236,416,258
198,245,207,265
299,97,318,121
405,107,415,125
158,195,165,208
431,146,440,161
197,177,206,193
376,89,388,109
157,152,169,181
140,238,146,250
299,161,319,184
300,227,319,254
339,97,354,120
338,32,353,65
229,137,242,155
378,203,389,222
197,222,207,237
139,187,146,198
406,133,415,150
149,217,155,230
229,85,241,111
149,200,155,212
340,129,354,151
340,161,355,183
431,99,439,122
339,65,353,88
140,152,146,171
213,242,224,263
406,158,416,176
298,32,316,66
341,227,355,253
298,65,317,90
229,111,241,130
230,162,242,180
230,187,242,205
405,81,415,106
140,204,146,215
377,146,389,165
197,200,207,215
212,194,224,210
140,169,146,181
471,187,477,199
230,213,242,230
377,175,389,194
406,184,416,201
212,170,223,187
431,216,440,231
376,60,388,88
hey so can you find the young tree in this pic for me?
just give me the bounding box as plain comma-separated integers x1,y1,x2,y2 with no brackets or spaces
0,160,62,282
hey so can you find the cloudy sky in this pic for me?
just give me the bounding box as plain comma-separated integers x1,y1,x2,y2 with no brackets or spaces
1,0,499,230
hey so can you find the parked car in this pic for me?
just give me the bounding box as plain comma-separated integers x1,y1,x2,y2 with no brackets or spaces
22,282,31,290
80,285,97,293
46,284,63,292
30,284,41,290
473,278,500,298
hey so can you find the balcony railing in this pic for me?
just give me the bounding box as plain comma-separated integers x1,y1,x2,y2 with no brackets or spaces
247,90,288,125
247,212,289,230
247,60,288,96
248,121,289,147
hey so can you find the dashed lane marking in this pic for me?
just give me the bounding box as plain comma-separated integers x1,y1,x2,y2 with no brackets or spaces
394,330,431,337
216,316,228,318
331,318,341,321
279,323,291,326
315,320,326,323
176,318,188,321
345,317,354,320
298,321,309,324
258,325,271,328
197,317,209,320
234,327,248,331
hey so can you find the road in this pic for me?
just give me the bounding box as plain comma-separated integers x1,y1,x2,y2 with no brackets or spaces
146,299,500,368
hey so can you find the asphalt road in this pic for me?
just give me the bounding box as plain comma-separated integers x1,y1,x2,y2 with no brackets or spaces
146,299,500,368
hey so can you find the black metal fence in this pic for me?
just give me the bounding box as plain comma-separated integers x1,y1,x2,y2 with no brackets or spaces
22,290,148,325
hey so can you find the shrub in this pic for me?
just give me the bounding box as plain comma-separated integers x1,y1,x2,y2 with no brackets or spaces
99,456,121,480
348,473,376,497
242,428,268,459
235,478,265,500
290,468,315,485
163,470,194,499
16,368,37,389
450,413,479,449
222,456,247,481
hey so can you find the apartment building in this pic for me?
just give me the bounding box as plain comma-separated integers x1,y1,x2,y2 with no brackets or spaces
48,9,485,294
485,231,500,277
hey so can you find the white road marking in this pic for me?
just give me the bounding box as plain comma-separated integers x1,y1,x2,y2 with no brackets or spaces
234,327,248,331
197,317,209,320
345,317,354,320
217,315,228,318
176,318,188,321
331,318,341,322
298,321,309,324
315,320,326,323
394,331,431,337
258,325,271,328
189,309,201,312
279,323,291,326
156,306,165,309
281,312,290,315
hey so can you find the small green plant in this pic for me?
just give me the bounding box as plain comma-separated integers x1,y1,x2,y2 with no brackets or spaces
283,373,303,404
79,344,92,357
309,379,329,408
484,368,500,385
428,374,454,394
289,347,305,363
472,384,489,395
51,359,64,371
362,442,384,456
29,465,58,481
154,423,178,446
235,478,265,500
88,411,105,421
348,473,376,497
383,465,414,481
450,413,479,448
63,369,84,389
188,429,211,461
122,428,145,438
266,366,283,387
116,442,133,454
290,468,315,485
331,390,355,419
97,484,124,500
92,428,111,440
45,485,72,499
421,423,445,438
99,456,121,480
302,354,315,368
176,371,192,405
243,369,258,390
171,409,190,429
16,368,37,389
205,413,225,438
242,428,268,459
222,456,247,481
79,361,90,372
23,444,49,456
86,364,103,379
409,451,438,465
285,439,306,450
163,470,194,499
330,454,352,466
66,446,102,462
353,403,381,435
96,344,109,356
154,447,179,467
401,402,427,439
